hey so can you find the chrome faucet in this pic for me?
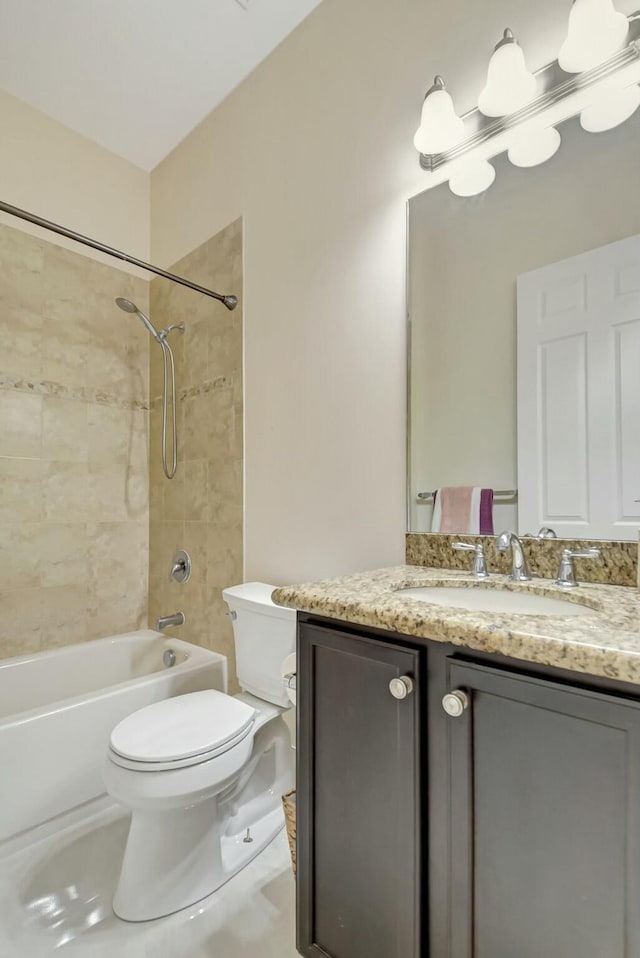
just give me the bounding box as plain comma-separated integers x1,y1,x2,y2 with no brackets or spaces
453,541,489,579
496,531,532,582
156,612,185,631
555,547,600,588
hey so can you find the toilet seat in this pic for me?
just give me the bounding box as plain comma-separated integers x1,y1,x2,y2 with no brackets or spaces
109,690,256,772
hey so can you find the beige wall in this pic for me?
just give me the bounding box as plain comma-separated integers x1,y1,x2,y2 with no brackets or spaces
150,0,419,584
408,116,640,533
150,0,639,584
148,220,243,685
0,89,150,267
0,223,149,659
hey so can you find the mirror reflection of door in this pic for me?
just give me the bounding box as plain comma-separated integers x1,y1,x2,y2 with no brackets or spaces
518,234,640,541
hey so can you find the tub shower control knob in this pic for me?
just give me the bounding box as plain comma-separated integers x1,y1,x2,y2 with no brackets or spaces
442,690,471,717
169,550,191,584
389,675,414,699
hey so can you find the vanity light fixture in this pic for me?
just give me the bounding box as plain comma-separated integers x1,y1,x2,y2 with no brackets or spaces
579,81,640,130
478,29,537,117
413,1,640,196
559,0,629,73
448,159,496,197
413,76,465,155
507,126,562,168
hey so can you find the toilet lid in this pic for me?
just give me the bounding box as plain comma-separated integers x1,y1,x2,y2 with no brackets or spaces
109,690,256,764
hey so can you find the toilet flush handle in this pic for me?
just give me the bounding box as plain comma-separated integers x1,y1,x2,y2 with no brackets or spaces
282,671,297,691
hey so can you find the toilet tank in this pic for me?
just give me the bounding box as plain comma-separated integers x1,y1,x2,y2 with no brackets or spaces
222,582,296,708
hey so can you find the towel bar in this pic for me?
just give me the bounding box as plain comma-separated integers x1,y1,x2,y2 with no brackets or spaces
417,488,518,503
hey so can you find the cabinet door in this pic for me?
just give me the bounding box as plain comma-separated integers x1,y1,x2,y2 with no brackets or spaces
445,658,640,958
297,622,423,958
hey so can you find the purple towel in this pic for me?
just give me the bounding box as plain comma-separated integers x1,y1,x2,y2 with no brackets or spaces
480,489,494,535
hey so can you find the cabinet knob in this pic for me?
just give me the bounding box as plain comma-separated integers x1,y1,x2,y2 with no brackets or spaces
389,675,414,700
442,690,470,717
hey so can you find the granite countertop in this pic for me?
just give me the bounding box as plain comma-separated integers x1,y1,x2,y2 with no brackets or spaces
272,565,640,685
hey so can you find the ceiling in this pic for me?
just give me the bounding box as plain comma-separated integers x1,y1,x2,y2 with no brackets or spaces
0,0,322,170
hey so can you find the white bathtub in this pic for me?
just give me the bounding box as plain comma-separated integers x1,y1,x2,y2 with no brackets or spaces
0,630,227,842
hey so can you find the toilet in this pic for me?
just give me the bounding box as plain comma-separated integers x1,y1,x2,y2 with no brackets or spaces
104,582,296,922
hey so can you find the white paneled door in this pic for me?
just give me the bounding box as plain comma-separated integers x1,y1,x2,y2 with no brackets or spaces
518,234,640,540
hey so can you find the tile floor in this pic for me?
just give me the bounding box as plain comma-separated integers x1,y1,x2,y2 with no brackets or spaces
0,801,298,957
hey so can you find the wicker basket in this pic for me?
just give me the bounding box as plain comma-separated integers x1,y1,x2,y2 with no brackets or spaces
282,789,297,874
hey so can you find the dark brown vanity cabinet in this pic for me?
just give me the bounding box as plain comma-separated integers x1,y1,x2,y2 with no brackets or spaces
439,658,640,958
297,615,640,958
296,620,424,958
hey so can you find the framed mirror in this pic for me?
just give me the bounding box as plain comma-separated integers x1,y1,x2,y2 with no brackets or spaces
407,112,640,540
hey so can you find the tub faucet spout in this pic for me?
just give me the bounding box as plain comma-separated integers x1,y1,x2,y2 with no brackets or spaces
156,612,185,631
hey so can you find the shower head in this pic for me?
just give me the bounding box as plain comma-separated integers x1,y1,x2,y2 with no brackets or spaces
115,297,162,343
115,297,138,313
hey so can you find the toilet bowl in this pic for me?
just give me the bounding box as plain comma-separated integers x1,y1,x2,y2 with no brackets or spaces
104,583,296,922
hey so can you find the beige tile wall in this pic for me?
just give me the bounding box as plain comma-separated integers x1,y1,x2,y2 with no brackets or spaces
148,219,243,688
0,223,150,659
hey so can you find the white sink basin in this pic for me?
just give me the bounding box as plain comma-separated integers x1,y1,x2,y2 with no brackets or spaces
397,586,594,617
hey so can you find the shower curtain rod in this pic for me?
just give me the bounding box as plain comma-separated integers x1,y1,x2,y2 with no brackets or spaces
0,200,238,310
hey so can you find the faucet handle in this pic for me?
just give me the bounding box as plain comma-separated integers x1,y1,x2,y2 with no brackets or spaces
562,546,600,559
565,547,600,560
453,541,489,579
555,547,600,589
169,550,191,584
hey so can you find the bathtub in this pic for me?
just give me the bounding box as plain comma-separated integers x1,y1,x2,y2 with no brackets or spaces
0,630,227,842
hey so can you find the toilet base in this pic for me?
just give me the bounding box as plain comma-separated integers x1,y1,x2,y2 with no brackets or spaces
110,704,294,922
114,803,286,922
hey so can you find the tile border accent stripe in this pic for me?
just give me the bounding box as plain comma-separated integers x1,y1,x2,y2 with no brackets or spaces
0,374,149,410
149,375,233,408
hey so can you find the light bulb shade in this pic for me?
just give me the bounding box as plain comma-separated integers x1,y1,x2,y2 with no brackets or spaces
580,84,640,130
414,78,465,154
449,160,496,197
507,126,562,167
559,0,629,73
478,31,537,117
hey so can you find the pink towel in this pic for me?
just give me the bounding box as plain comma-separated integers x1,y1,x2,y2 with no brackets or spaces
431,487,494,535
